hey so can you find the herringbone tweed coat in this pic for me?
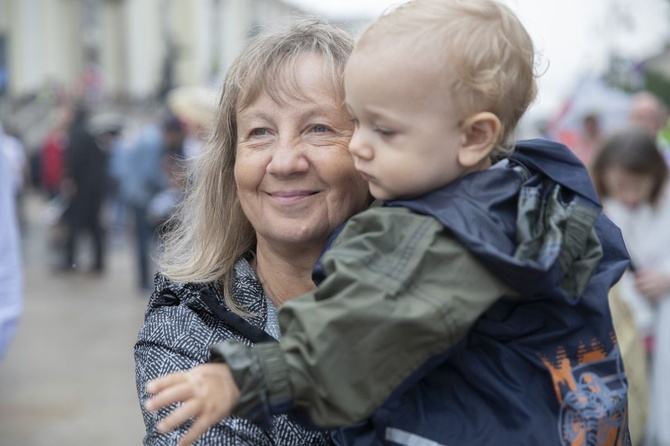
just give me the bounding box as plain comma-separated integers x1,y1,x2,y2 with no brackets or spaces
135,258,329,445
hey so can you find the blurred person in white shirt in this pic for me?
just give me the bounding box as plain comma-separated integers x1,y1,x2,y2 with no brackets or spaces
0,122,23,359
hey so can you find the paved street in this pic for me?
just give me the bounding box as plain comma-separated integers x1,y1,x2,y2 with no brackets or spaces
0,193,149,445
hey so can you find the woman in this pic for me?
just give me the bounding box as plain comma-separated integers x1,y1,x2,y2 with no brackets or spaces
591,129,670,446
134,19,370,445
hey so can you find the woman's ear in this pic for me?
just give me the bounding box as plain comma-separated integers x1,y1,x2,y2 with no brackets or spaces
458,112,502,167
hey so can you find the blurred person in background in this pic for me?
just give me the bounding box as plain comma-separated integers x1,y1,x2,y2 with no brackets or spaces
608,283,649,445
0,125,23,359
146,147,187,234
60,104,109,274
629,91,670,155
0,121,29,231
150,110,191,233
570,112,605,168
161,113,187,163
90,113,126,244
40,106,72,199
116,113,185,291
592,128,670,446
167,86,217,160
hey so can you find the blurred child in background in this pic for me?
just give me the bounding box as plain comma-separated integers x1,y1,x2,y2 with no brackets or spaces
592,128,670,446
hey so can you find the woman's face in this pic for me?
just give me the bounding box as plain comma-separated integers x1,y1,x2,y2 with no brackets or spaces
235,54,369,252
603,165,654,209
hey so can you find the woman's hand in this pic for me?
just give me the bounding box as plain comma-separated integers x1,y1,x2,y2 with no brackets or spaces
145,363,241,446
634,269,670,302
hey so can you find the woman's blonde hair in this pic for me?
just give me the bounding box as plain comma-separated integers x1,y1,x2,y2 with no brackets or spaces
359,0,537,156
159,18,354,311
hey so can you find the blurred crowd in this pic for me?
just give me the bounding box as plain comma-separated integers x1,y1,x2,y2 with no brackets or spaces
0,85,216,292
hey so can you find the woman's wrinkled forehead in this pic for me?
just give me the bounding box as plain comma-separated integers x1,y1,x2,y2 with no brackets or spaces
237,53,344,112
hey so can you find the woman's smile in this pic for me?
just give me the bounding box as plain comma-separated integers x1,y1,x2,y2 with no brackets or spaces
267,190,320,204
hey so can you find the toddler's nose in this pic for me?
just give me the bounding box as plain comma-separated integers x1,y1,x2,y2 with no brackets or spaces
348,129,373,160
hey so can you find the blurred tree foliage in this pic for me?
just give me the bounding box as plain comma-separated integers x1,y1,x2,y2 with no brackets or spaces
645,70,670,105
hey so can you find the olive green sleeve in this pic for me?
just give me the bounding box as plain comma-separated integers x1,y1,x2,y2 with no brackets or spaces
272,206,515,428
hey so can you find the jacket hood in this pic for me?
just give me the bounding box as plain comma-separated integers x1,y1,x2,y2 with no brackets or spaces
385,138,628,300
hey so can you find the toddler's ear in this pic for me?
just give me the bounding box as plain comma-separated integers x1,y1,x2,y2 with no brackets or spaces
458,112,501,167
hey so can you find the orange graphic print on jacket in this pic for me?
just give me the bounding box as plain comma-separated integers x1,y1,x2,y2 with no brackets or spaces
540,337,629,446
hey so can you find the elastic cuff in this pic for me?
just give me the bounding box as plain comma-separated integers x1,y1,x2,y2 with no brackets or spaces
254,342,294,413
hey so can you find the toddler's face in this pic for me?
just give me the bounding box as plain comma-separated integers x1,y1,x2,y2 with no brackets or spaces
343,47,467,201
603,165,654,209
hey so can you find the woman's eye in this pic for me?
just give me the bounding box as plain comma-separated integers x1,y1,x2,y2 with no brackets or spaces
251,128,267,136
312,125,328,133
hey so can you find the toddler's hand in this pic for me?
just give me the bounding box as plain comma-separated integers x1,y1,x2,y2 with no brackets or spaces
145,363,241,446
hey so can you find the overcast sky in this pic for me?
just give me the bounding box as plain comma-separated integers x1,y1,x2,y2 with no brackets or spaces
284,0,670,118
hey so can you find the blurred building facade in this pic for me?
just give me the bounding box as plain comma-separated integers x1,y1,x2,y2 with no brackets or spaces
0,0,302,102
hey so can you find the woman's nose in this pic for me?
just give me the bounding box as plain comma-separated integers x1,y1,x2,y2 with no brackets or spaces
266,136,309,175
348,128,373,160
